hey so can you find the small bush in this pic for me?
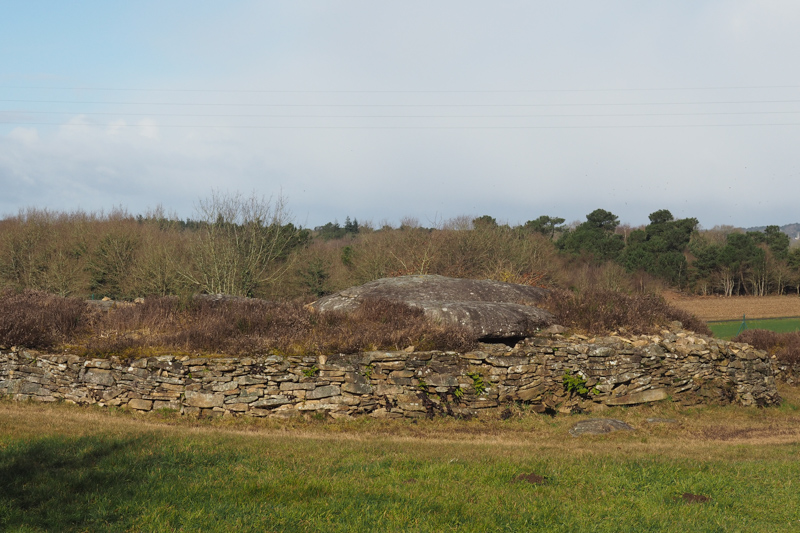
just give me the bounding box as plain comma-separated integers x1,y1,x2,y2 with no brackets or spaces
544,289,712,336
0,289,89,348
733,329,800,365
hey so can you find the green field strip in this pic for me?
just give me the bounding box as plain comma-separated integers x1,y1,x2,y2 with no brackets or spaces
708,316,800,340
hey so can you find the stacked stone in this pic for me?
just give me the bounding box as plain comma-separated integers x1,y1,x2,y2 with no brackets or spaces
0,327,780,419
769,361,800,384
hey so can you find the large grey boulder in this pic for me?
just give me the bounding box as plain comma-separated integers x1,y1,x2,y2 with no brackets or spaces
310,275,553,341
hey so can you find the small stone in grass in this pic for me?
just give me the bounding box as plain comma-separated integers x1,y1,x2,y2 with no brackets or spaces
569,418,635,437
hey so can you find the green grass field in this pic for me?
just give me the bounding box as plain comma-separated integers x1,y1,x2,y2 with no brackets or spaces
2,397,800,532
708,317,800,340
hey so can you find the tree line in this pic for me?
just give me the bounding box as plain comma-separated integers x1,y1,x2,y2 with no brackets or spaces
555,208,800,296
0,194,798,301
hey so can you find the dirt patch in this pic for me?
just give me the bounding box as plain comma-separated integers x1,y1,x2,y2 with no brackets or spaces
663,292,800,321
514,473,546,484
681,493,711,503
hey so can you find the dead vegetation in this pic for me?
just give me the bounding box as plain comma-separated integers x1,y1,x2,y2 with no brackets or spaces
733,329,800,365
543,289,712,336
0,205,671,302
0,287,721,357
0,289,88,349
0,290,476,356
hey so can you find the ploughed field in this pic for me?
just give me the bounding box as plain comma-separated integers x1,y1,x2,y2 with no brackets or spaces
663,292,800,321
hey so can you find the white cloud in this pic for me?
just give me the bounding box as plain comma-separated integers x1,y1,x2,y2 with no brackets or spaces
7,127,39,144
106,120,127,136
722,0,800,34
136,119,159,140
2,1,800,228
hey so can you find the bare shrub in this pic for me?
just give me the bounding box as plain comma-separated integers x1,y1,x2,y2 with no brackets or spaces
180,191,303,297
0,209,70,293
80,296,475,357
287,218,563,300
557,259,664,295
544,289,712,336
87,225,140,299
127,224,191,297
733,329,800,364
81,297,294,356
0,289,88,348
0,195,308,301
432,223,556,283
0,208,159,299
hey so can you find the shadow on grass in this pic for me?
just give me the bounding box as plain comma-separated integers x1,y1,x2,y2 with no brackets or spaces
0,435,150,532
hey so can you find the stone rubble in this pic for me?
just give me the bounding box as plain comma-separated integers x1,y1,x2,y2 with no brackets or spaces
0,327,780,419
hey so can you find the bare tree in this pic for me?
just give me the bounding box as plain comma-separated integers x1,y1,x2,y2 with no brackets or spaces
715,266,735,297
128,225,188,297
181,191,300,297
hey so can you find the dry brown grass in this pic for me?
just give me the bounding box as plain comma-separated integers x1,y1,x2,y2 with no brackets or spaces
0,289,89,349
2,288,718,356
76,296,476,357
663,292,800,321
0,288,475,357
733,329,800,364
544,289,712,336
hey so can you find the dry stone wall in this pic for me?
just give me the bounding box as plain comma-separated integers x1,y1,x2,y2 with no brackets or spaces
769,362,800,384
0,328,780,419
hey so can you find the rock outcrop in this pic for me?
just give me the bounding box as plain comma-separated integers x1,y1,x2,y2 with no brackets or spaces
310,275,553,340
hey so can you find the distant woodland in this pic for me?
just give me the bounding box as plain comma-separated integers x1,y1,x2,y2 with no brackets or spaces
1,192,799,301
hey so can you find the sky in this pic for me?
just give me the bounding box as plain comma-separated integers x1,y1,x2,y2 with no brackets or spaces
2,1,800,230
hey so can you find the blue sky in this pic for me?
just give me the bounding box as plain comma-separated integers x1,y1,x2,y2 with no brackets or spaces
2,1,800,229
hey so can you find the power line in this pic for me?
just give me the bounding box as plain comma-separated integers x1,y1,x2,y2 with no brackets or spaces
3,99,800,108
4,84,800,93
7,98,800,107
4,121,800,129
4,110,800,119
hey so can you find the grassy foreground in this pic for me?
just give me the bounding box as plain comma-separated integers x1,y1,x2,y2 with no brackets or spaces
2,394,800,532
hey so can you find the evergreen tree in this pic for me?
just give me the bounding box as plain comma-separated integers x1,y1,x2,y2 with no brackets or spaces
344,216,360,235
619,210,697,287
557,209,624,262
523,215,565,240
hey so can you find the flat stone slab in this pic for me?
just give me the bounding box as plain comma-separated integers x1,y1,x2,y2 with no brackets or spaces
184,390,224,408
645,417,679,425
569,418,635,437
605,388,668,406
127,399,153,411
310,275,553,340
